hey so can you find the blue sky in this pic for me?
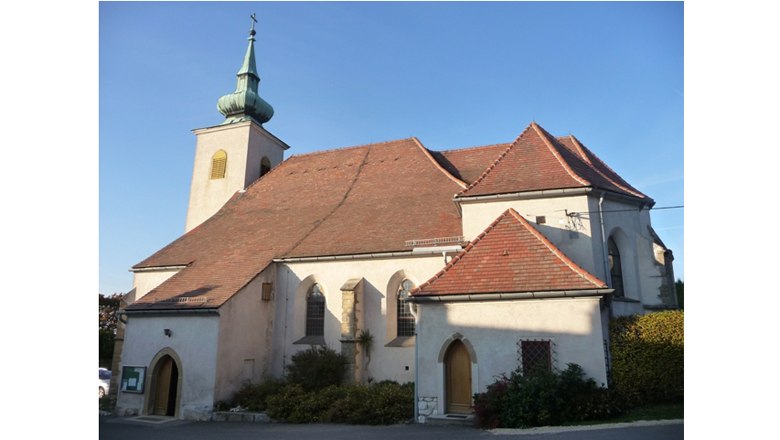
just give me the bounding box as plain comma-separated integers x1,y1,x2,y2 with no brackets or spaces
99,1,684,295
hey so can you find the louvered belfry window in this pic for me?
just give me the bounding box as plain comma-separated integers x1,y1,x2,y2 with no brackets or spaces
397,279,415,337
210,150,227,179
306,284,325,337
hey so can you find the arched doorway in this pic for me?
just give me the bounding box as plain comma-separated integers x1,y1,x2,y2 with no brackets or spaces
444,339,472,414
150,355,179,416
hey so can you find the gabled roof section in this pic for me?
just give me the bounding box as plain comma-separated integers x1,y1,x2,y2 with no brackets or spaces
430,143,511,184
556,135,647,199
128,138,466,310
457,122,650,201
412,208,607,297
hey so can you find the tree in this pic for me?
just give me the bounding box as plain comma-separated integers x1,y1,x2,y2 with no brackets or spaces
99,293,123,362
675,279,684,309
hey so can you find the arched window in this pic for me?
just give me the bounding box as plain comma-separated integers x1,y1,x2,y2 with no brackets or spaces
210,150,227,179
306,283,325,337
608,237,624,298
260,156,271,177
397,279,415,337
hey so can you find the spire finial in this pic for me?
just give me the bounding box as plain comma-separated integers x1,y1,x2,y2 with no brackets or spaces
249,13,257,37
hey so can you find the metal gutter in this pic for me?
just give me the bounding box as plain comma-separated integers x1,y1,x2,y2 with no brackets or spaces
130,265,188,273
273,248,462,263
409,289,613,304
455,187,592,203
122,308,220,317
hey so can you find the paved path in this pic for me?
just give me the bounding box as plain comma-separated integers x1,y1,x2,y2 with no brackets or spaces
99,416,683,440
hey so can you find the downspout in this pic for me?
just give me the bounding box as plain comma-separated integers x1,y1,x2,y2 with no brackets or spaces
598,192,611,289
598,192,615,383
409,302,420,423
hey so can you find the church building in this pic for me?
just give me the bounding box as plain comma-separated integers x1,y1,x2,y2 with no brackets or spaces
114,22,677,421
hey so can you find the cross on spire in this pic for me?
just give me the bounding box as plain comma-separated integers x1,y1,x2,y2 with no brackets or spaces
249,13,257,36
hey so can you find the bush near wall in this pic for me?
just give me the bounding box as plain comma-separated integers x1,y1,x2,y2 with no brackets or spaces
473,364,623,429
285,346,348,392
609,310,684,407
266,381,414,424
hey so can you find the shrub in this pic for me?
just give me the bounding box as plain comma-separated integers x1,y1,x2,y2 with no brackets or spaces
265,384,307,421
473,364,622,429
609,310,684,407
232,378,288,411
266,381,414,425
286,346,347,392
473,376,510,429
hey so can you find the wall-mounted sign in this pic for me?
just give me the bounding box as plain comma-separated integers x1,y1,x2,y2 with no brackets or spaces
120,366,146,393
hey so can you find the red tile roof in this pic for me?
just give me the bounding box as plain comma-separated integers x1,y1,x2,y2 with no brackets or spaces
128,122,641,310
430,143,511,184
458,122,651,201
128,138,466,310
411,208,607,297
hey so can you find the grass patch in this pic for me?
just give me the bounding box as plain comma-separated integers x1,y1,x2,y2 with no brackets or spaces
561,402,683,426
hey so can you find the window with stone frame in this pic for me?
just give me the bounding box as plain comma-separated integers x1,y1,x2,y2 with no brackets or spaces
518,339,554,376
306,283,325,337
608,237,624,298
396,279,415,337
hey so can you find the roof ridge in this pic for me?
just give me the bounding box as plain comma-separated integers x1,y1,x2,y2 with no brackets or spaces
438,142,512,154
288,137,416,159
412,137,468,189
565,135,593,166
456,124,534,196
567,135,646,199
530,122,590,186
505,209,607,288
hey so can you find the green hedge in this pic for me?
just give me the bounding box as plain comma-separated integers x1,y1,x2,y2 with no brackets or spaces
609,310,684,407
266,381,414,424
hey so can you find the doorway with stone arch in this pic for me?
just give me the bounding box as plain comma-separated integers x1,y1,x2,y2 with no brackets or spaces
146,349,182,417
444,339,472,414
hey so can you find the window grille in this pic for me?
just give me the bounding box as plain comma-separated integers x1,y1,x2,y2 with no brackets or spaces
306,284,325,336
517,339,554,375
397,279,415,337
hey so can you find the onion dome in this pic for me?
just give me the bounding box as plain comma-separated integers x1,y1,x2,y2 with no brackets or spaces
217,16,274,125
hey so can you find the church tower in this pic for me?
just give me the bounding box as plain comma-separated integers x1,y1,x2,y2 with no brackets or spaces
185,15,289,232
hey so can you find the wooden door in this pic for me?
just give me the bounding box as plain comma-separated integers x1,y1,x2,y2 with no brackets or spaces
445,340,472,414
153,356,173,416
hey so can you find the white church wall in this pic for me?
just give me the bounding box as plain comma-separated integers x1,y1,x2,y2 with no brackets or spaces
415,297,607,419
213,268,277,402
270,254,449,384
589,195,669,314
116,314,220,420
460,194,598,276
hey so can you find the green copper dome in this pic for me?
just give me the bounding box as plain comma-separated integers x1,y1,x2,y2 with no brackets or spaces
217,24,274,125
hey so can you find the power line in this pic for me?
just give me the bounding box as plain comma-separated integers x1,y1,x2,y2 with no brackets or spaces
565,205,684,216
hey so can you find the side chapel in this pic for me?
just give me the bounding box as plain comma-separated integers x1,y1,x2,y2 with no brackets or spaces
114,20,677,421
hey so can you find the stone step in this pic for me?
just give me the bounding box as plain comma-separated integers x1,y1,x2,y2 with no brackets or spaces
424,413,475,427
211,411,270,423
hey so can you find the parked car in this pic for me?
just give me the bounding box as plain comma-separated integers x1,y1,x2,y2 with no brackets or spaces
99,368,111,398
